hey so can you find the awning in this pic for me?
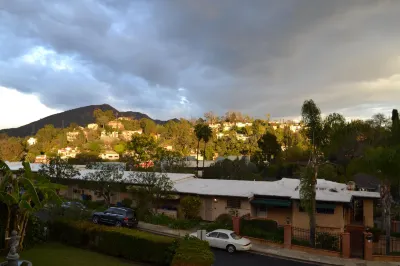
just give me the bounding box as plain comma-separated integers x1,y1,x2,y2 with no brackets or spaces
316,203,336,210
251,198,291,207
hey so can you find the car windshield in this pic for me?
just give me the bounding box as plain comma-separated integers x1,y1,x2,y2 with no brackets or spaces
230,233,242,240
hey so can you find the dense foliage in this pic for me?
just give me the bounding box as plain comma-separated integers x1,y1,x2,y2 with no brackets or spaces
50,219,174,265
171,236,215,266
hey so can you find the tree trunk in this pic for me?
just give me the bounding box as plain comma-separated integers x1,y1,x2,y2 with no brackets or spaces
203,142,207,169
381,181,392,255
309,158,318,247
196,140,200,175
5,206,11,238
19,213,29,250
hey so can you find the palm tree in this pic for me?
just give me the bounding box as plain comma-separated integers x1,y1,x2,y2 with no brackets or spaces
202,125,213,169
194,124,204,174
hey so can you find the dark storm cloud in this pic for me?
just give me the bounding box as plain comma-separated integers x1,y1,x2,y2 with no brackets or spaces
0,0,399,120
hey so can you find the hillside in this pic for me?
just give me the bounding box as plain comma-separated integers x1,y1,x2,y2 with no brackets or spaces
0,104,176,137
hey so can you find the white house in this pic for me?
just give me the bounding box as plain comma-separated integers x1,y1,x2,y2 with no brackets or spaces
99,150,120,161
27,137,37,146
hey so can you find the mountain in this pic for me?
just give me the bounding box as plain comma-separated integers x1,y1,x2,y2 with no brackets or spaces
0,104,178,137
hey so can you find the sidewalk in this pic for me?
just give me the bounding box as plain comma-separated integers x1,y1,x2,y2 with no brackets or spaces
138,221,399,266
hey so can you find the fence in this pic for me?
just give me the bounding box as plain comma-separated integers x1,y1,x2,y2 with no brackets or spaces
291,227,342,252
373,236,400,255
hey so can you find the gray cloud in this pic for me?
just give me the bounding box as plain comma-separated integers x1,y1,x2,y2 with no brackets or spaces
0,0,399,121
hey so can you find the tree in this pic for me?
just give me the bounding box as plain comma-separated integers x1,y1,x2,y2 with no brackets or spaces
128,171,173,213
180,196,202,220
127,134,157,169
140,118,157,135
155,148,187,173
114,142,127,154
257,132,281,162
38,156,80,183
299,99,323,247
202,125,213,168
194,124,204,173
0,137,24,161
349,146,400,254
0,161,63,249
93,108,115,128
83,163,124,207
204,111,217,124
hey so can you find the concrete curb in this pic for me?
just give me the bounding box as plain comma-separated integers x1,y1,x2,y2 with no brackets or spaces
137,226,338,266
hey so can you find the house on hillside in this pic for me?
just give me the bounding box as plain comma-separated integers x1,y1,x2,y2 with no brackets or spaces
120,130,142,141
27,137,37,146
34,155,48,164
87,123,99,130
67,131,80,142
100,130,119,140
107,120,124,130
58,147,80,159
99,150,120,161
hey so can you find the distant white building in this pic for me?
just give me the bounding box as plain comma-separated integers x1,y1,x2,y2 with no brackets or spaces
87,123,99,130
67,131,80,142
99,151,120,161
236,134,249,141
120,130,142,141
58,147,80,159
100,130,119,140
27,137,37,146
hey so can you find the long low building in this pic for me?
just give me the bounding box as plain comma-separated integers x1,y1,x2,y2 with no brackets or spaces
4,161,380,232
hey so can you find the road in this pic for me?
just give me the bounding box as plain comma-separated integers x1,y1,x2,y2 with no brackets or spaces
212,249,323,266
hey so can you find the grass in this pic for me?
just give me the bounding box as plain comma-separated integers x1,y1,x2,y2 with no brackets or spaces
18,242,145,266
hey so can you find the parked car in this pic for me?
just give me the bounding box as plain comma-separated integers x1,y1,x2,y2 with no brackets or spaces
92,207,138,228
190,229,251,253
61,201,87,210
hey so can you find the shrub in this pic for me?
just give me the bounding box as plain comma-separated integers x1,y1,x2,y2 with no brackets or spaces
121,198,133,207
171,236,214,266
315,232,340,251
180,196,202,220
240,218,278,233
144,214,200,230
200,222,232,232
241,227,284,243
50,219,174,265
24,215,48,249
215,213,233,226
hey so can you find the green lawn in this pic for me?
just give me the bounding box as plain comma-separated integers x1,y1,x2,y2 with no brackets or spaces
19,242,145,266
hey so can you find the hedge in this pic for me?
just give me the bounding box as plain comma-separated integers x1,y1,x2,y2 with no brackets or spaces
240,219,283,243
171,236,214,266
50,220,174,265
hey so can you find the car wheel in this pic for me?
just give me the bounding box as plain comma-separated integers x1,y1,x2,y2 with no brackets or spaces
92,216,99,224
115,221,122,227
226,245,236,254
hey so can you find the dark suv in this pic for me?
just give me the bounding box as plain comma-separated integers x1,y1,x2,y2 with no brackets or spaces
92,207,138,228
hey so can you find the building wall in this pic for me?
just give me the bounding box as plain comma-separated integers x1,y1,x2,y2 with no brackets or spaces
292,201,345,232
363,199,374,227
199,196,251,221
253,206,292,226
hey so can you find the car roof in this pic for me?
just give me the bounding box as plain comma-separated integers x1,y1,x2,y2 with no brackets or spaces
109,207,133,212
212,229,234,234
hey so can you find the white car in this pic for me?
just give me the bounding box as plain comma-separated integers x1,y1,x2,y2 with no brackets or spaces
190,229,252,253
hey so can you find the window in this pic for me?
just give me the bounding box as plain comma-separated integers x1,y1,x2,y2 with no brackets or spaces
208,232,219,238
230,233,242,240
227,198,241,209
218,233,229,239
316,208,334,214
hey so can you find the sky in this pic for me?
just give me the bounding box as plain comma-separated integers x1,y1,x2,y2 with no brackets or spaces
1,0,400,129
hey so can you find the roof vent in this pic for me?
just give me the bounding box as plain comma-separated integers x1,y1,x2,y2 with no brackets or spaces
329,188,338,193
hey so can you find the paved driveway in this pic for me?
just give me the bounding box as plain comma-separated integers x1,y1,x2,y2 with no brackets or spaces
212,249,325,266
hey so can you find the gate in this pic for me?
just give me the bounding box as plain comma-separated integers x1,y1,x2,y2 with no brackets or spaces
346,225,365,258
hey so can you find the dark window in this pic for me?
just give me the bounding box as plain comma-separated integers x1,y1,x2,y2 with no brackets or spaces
208,232,219,238
259,205,267,212
227,198,241,209
316,208,334,214
218,233,229,239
